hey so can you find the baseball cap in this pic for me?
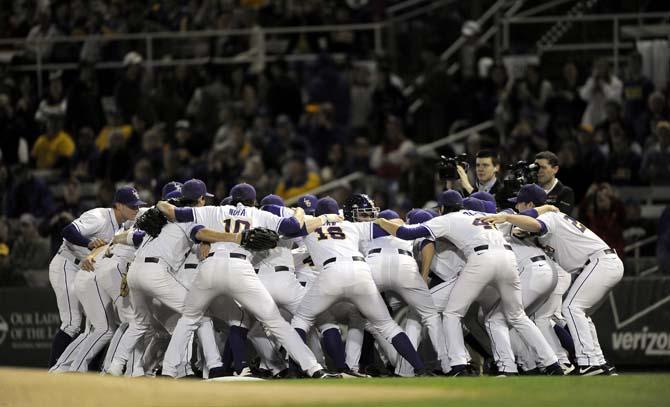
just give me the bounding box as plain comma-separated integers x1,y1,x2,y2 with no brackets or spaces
220,196,232,205
508,184,547,205
161,181,183,200
230,183,257,203
406,209,433,225
182,179,214,201
463,197,485,212
114,187,146,208
471,191,497,213
165,190,183,200
316,197,339,216
378,209,399,220
437,190,463,207
297,194,318,215
260,194,285,207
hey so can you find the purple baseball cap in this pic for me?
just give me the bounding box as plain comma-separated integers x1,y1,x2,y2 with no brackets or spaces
315,197,339,216
406,208,433,225
260,194,285,207
182,179,214,201
230,183,256,203
437,190,463,207
165,190,183,200
297,194,318,215
114,187,146,208
378,209,399,220
509,184,547,205
161,181,183,200
463,197,486,212
471,191,497,213
220,196,232,205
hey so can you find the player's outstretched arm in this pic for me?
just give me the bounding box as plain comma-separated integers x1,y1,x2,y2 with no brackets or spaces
374,218,401,235
156,201,177,221
194,228,242,245
80,244,109,272
420,241,435,283
293,207,305,228
304,214,343,233
479,213,542,233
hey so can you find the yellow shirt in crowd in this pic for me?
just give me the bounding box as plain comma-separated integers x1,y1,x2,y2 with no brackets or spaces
275,172,321,200
31,131,76,169
95,125,133,151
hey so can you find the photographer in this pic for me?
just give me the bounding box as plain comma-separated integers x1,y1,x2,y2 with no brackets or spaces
534,151,575,215
456,150,501,196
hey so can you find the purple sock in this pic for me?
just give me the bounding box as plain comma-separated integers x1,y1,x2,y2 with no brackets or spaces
221,337,233,371
228,326,248,374
554,324,576,360
295,328,307,343
49,330,74,368
321,328,347,370
359,330,375,369
391,332,424,370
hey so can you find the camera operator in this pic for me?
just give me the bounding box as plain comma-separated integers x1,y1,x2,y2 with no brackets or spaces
456,150,501,196
534,151,575,214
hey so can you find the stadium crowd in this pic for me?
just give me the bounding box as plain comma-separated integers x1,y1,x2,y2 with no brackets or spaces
1,1,669,286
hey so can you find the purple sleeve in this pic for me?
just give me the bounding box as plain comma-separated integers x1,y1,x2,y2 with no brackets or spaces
520,208,539,218
419,239,434,251
190,225,205,243
285,225,308,238
132,230,146,247
62,223,91,247
396,225,431,240
537,219,548,235
372,224,389,238
278,217,300,235
262,205,283,217
175,207,195,222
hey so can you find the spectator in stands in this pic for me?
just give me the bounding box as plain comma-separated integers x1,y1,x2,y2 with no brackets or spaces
24,10,61,62
574,124,608,199
579,182,626,256
66,61,105,134
370,115,416,179
35,70,67,124
166,120,206,179
456,149,502,197
239,154,275,199
348,136,372,174
547,61,585,139
370,63,406,142
640,121,670,185
114,51,145,123
69,126,99,182
96,128,132,182
39,178,86,257
594,100,630,144
657,206,670,274
9,213,50,281
6,164,54,218
150,67,185,136
320,144,348,183
534,150,575,214
133,159,157,204
511,64,553,124
634,91,668,144
579,58,623,128
459,21,490,82
307,54,351,126
298,102,344,165
475,63,510,124
349,64,373,137
275,152,321,200
0,217,13,286
607,121,642,185
31,109,75,170
623,52,655,128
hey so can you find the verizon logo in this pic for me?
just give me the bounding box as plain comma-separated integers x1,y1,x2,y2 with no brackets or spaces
612,327,670,356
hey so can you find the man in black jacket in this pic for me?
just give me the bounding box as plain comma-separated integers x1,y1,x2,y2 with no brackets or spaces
535,151,575,214
457,149,502,197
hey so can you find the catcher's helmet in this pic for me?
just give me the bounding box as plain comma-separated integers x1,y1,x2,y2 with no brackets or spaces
343,194,379,222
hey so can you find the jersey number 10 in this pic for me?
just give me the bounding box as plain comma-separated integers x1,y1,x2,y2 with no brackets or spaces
223,219,251,233
314,226,346,240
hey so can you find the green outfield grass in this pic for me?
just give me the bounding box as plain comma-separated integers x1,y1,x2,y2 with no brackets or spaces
1,368,668,407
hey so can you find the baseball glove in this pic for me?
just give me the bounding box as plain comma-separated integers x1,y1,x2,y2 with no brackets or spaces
240,228,279,251
135,207,168,238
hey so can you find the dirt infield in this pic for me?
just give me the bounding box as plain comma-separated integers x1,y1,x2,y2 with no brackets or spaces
0,368,456,407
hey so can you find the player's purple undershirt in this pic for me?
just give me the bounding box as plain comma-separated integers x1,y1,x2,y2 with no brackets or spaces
62,223,91,247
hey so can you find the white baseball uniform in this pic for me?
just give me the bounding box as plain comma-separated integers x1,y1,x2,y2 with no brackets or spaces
535,212,624,367
362,233,449,374
161,204,324,377
418,210,557,369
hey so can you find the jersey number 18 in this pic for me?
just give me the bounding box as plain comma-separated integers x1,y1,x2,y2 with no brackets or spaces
314,226,346,240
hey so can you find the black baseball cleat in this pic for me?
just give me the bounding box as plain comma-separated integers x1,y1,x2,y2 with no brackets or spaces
414,368,437,377
600,364,619,376
543,362,565,376
274,368,300,379
208,365,234,379
444,364,468,377
578,365,605,376
519,368,542,376
311,369,342,379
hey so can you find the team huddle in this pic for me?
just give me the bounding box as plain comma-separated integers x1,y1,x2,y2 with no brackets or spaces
45,178,624,379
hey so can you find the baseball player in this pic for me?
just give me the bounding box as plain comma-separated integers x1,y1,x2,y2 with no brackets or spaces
107,179,245,378
376,190,563,376
344,195,449,375
479,184,624,376
289,197,431,376
48,187,144,368
156,183,339,379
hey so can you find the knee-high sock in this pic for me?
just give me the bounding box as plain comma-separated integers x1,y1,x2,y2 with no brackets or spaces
554,325,575,361
220,338,233,371
49,330,74,368
391,333,424,370
321,328,347,370
228,326,248,374
359,330,375,369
